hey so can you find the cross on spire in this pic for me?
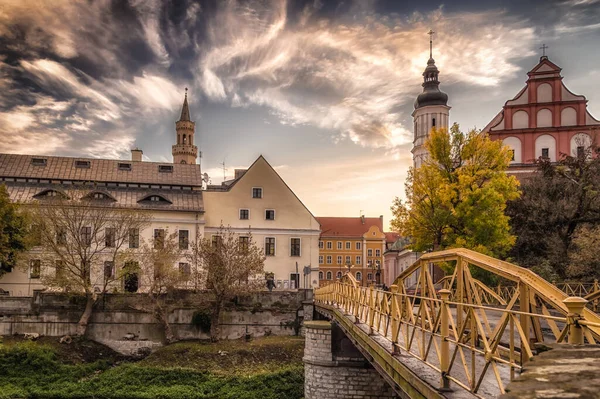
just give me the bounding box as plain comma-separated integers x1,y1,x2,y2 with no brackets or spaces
428,29,435,59
540,44,548,57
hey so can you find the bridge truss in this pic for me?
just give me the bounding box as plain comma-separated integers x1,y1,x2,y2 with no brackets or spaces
314,248,600,398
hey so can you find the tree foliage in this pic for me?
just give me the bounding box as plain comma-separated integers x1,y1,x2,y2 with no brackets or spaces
391,124,520,258
508,144,600,280
0,184,31,275
28,191,150,335
192,226,266,341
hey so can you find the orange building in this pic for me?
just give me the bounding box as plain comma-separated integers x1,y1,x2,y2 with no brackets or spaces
316,216,386,287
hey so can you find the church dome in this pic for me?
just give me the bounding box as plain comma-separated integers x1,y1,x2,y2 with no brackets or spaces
414,57,448,109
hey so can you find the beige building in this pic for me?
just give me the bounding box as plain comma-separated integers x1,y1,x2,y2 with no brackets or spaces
204,156,321,289
0,92,320,295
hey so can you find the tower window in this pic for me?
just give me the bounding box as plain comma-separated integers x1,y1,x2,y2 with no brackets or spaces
577,146,585,159
183,135,187,144
541,148,549,159
432,117,436,127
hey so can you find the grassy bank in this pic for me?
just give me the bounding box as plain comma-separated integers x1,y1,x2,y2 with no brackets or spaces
0,336,304,399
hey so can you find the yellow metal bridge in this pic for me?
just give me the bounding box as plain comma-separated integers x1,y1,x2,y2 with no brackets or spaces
313,248,600,398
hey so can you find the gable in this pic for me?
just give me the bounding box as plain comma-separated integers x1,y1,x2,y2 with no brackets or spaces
203,156,320,230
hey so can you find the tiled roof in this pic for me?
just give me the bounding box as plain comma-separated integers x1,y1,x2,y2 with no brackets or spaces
0,153,202,186
5,184,203,212
385,232,401,243
317,216,383,237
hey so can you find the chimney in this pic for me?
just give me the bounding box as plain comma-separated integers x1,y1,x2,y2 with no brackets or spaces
131,148,143,162
234,169,247,179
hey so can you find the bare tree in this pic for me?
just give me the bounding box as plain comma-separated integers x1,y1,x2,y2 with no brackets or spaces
136,230,186,343
28,190,150,336
194,226,265,341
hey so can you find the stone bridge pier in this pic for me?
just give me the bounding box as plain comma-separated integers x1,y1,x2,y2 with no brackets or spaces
303,320,396,399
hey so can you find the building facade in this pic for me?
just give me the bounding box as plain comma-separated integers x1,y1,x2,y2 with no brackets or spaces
0,92,320,295
316,216,385,287
483,55,600,176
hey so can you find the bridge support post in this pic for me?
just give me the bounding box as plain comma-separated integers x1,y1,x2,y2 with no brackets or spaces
303,320,395,399
439,289,451,391
391,285,400,354
564,297,588,345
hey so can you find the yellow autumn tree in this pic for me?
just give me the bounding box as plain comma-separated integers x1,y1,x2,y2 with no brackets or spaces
391,124,520,258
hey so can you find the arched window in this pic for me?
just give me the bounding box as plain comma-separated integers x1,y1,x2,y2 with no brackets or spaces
537,109,553,128
318,271,323,280
535,134,557,162
326,271,332,280
537,83,552,103
561,107,577,126
570,133,592,158
336,271,342,279
183,134,187,144
512,110,529,129
356,272,362,281
502,137,522,163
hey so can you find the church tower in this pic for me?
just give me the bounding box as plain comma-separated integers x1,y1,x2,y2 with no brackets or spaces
172,88,198,164
412,31,450,168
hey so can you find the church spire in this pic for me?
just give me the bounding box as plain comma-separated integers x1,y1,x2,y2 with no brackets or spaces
179,87,191,121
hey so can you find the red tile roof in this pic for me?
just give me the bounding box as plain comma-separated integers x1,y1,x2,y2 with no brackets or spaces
317,216,383,237
385,232,401,243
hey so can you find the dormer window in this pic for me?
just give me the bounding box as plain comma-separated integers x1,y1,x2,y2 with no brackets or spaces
75,160,91,168
83,191,117,202
118,163,132,171
34,189,67,199
138,194,172,204
158,165,173,173
31,158,47,166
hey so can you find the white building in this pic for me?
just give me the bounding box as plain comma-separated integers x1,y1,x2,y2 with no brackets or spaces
0,92,320,295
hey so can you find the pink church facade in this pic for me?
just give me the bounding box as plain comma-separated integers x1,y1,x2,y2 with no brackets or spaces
483,56,600,176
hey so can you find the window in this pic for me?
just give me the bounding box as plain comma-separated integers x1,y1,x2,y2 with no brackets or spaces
432,117,436,127
55,260,65,280
367,273,373,281
129,228,139,248
290,238,301,256
319,271,324,280
118,162,132,171
337,242,342,250
179,230,189,250
326,255,332,264
150,196,162,202
375,249,381,257
337,255,342,264
75,160,90,168
239,236,249,252
509,149,515,161
54,227,66,246
212,235,222,248
252,187,263,198
356,256,361,265
30,259,41,279
356,242,361,250
158,165,173,173
356,271,362,281
319,255,324,264
345,241,351,250
105,228,116,248
104,261,114,280
326,241,332,250
154,229,165,249
319,241,324,249
239,209,249,220
93,192,110,200
265,237,275,256
367,249,373,257
179,262,191,277
345,256,351,264
265,209,275,220
336,271,342,279
81,227,92,247
542,148,549,159
31,157,47,166
577,146,585,159
326,271,332,280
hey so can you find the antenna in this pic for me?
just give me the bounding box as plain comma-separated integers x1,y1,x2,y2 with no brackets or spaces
221,161,227,181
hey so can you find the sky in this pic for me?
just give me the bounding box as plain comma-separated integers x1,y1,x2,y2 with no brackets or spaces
1,0,600,229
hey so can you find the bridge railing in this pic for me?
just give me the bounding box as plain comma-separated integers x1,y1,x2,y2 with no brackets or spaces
314,248,600,397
